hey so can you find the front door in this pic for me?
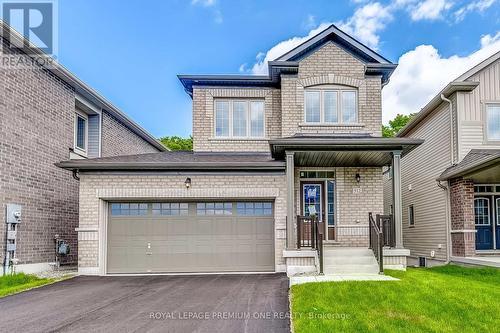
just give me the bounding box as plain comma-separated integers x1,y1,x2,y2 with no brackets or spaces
496,197,500,250
302,183,323,221
475,197,494,250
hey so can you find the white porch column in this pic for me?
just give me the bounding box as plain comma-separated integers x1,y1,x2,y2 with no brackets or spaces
392,150,403,248
286,151,296,249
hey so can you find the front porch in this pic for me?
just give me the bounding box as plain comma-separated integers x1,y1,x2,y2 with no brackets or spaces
270,135,422,276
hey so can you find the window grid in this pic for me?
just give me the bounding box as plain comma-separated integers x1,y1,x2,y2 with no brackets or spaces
304,88,358,124
474,198,490,225
197,202,233,215
214,100,265,138
152,203,189,216
236,202,272,216
111,203,148,216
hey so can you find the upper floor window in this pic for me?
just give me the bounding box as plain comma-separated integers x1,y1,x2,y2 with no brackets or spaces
304,87,357,124
74,111,88,155
214,100,265,138
486,104,500,141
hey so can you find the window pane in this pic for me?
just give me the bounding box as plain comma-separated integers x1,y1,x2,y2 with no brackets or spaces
76,116,86,149
233,101,247,137
324,91,338,123
305,91,320,122
486,105,500,140
342,91,357,123
250,101,265,137
215,101,230,137
475,199,490,225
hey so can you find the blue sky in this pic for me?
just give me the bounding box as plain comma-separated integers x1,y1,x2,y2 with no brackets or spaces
51,1,500,136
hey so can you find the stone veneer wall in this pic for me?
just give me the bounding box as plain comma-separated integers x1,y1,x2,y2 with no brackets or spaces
77,173,287,273
449,177,475,257
294,166,384,247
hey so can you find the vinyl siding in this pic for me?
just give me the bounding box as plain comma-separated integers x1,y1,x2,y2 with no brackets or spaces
457,58,500,160
383,168,393,215
400,102,452,261
87,114,100,158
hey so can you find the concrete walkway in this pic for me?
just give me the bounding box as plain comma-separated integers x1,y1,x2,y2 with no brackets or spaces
290,274,398,286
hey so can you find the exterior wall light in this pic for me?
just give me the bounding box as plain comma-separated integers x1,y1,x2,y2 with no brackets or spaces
184,177,192,189
355,173,361,183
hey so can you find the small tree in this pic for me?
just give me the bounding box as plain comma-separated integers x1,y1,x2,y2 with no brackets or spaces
382,113,415,138
159,136,193,151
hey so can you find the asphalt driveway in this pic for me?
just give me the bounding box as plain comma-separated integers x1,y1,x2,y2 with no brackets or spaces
0,274,290,333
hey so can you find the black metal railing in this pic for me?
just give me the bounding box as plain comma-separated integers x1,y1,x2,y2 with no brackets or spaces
378,214,396,248
369,213,384,274
297,215,324,274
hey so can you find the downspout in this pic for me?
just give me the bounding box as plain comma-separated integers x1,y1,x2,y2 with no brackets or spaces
440,94,455,165
437,180,452,264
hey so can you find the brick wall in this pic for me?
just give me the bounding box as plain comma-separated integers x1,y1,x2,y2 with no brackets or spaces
1,36,161,269
449,177,475,257
101,111,160,156
0,37,79,266
77,173,287,272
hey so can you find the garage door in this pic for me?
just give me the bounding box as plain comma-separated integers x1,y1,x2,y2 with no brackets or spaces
107,201,275,274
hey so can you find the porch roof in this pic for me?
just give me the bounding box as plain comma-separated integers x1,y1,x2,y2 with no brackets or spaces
269,135,424,167
438,149,500,182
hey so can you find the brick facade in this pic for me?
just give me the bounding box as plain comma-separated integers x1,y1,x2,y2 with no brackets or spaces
449,177,476,257
77,173,287,272
0,35,161,270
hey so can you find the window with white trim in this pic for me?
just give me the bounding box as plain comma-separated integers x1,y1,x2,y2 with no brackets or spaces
474,198,490,225
214,100,265,138
304,87,358,124
408,205,415,227
74,112,88,154
486,104,500,141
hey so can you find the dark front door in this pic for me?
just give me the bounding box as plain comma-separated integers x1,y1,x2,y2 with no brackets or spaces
475,197,494,250
496,197,500,250
302,183,323,221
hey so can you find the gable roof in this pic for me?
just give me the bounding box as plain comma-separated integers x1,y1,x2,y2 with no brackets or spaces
397,51,500,137
275,24,391,64
0,20,166,152
179,24,397,96
438,149,500,181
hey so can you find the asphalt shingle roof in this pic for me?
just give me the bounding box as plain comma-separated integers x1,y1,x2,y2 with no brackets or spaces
438,149,500,180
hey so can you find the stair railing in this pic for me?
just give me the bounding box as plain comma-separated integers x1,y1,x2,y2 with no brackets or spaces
369,212,384,274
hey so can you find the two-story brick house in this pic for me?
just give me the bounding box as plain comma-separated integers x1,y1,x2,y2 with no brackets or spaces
1,22,166,274
59,25,422,276
384,51,500,268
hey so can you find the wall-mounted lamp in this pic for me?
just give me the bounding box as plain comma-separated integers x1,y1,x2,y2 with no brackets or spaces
184,177,192,189
355,173,361,183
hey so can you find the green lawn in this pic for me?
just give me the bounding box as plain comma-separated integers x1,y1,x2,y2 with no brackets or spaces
0,273,54,298
291,265,500,333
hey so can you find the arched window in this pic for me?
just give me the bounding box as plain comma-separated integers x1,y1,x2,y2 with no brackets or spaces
474,198,490,225
304,86,358,124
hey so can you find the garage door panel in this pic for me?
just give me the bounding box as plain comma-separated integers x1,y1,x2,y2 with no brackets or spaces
107,201,274,273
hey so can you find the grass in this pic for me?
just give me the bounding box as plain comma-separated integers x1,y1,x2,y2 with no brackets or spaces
0,273,54,298
290,265,500,333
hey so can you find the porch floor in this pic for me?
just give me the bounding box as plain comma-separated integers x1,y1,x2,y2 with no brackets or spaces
289,274,398,286
451,255,500,268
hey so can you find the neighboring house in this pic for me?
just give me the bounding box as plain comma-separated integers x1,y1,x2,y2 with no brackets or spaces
58,25,422,276
0,22,166,274
384,51,500,267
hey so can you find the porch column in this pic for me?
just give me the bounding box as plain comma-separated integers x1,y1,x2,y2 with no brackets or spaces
286,151,296,249
392,150,403,248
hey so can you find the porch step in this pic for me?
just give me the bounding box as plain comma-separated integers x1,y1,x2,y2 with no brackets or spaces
322,247,380,274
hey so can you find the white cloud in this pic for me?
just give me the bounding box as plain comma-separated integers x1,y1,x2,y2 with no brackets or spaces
454,0,496,22
409,0,453,21
382,31,500,123
191,0,216,7
336,2,393,49
302,14,317,30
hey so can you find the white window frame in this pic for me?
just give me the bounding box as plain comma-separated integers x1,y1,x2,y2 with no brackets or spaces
474,197,490,226
304,86,358,124
74,110,88,156
213,99,265,139
485,103,500,142
408,205,415,227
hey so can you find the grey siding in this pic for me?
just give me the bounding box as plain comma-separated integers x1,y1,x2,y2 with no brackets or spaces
383,168,393,215
400,102,452,261
87,114,101,158
457,58,500,160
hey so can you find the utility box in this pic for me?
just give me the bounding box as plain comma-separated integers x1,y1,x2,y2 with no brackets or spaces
6,204,22,224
